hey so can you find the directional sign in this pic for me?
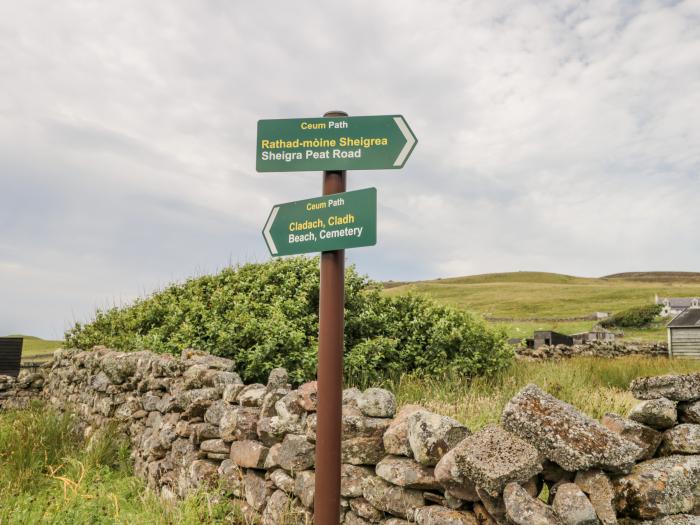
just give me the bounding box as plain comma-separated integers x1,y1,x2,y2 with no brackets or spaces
256,115,417,172
263,188,376,256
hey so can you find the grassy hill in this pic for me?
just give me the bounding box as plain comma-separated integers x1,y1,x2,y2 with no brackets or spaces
385,271,700,342
2,335,62,361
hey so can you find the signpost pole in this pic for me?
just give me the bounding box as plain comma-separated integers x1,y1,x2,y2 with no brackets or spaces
314,110,347,525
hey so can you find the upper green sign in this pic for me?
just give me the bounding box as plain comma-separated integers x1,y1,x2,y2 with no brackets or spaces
263,188,376,256
256,115,417,172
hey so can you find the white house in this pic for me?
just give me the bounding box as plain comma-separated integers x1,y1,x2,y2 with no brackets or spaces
656,295,700,317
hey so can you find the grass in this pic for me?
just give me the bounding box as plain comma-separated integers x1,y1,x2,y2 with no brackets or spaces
386,355,700,430
1,335,63,362
0,402,246,525
384,271,700,342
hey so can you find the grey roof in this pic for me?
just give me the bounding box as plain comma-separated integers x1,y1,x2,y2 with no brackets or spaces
660,297,698,308
668,308,700,328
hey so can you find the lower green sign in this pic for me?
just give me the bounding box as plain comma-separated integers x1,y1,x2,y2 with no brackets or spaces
263,188,377,256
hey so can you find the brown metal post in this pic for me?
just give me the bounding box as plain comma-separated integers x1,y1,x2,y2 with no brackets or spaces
314,110,348,525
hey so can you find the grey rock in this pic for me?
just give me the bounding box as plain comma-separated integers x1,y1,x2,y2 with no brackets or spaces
629,398,677,430
413,505,478,525
244,469,272,512
653,516,700,525
294,470,315,508
601,413,662,460
297,381,318,411
266,368,288,391
434,448,479,502
229,440,269,469
502,384,641,472
237,383,266,407
217,459,245,497
342,436,386,466
573,470,616,525
376,455,440,490
349,497,383,521
384,404,424,457
503,482,562,525
219,406,260,442
199,438,230,455
659,423,700,455
362,475,424,519
678,400,700,424
277,434,315,472
222,383,244,403
341,464,375,498
358,388,396,418
408,410,470,466
270,468,295,493
551,483,599,525
630,373,700,402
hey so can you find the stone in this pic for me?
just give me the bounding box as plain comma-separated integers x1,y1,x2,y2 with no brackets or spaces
540,461,573,484
341,464,375,498
275,390,305,421
342,436,386,465
376,455,440,490
222,383,244,403
203,400,230,426
343,413,392,440
270,468,294,494
473,503,498,525
653,516,700,525
350,497,383,521
218,459,245,497
434,448,479,502
362,476,424,519
277,434,315,472
413,506,478,525
260,388,289,417
199,438,230,455
601,413,662,460
679,400,700,424
573,470,616,525
630,373,700,402
357,388,396,417
229,440,269,469
219,406,260,442
477,488,508,525
503,482,562,525
238,383,267,407
384,404,424,457
344,511,371,524
181,349,235,371
613,455,700,519
298,381,318,411
266,368,288,390
261,490,292,525
501,384,641,473
294,470,315,508
343,387,362,408
659,423,700,455
449,425,542,497
551,483,599,525
629,398,677,430
264,443,282,469
188,459,219,488
190,422,220,443
244,469,272,512
408,410,470,466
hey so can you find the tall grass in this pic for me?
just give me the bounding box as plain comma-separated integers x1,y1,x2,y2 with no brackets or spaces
0,403,241,525
384,356,700,430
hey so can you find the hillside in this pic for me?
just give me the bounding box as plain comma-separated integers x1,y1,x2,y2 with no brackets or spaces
2,335,62,360
384,271,700,342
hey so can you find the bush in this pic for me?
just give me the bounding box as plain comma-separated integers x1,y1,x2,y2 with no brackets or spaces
65,257,512,384
599,304,663,329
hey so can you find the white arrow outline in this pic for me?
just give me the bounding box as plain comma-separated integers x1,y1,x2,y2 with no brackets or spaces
263,206,279,255
393,116,416,167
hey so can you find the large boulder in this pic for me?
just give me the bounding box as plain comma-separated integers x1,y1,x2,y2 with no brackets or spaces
551,483,599,525
357,388,396,418
408,410,470,466
448,425,542,497
501,384,641,472
503,482,562,525
659,423,700,455
376,455,441,490
384,404,424,457
628,398,677,430
613,455,700,518
601,413,662,461
630,373,700,402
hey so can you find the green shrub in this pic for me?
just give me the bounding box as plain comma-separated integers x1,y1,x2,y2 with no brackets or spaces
65,257,512,383
600,304,663,329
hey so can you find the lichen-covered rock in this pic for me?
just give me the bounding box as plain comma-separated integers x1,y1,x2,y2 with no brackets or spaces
434,448,479,502
261,489,312,525
350,497,383,521
573,470,616,525
188,459,219,488
384,404,424,457
344,511,371,524
343,413,391,440
218,459,244,497
229,440,269,469
297,381,318,411
362,475,425,519
629,398,677,430
341,464,375,498
237,383,267,407
376,455,440,490
199,438,230,455
294,470,315,508
679,400,700,424
342,436,386,465
413,505,478,525
659,424,700,455
601,413,662,461
501,384,641,472
266,368,288,391
551,483,599,525
270,468,294,493
653,516,700,525
613,455,700,519
503,482,562,525
630,373,700,402
277,434,315,472
357,388,396,418
408,410,470,466
222,382,245,403
219,406,260,442
244,469,272,512
449,425,542,497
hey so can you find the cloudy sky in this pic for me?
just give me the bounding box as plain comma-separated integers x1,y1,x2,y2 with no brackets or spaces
1,1,699,338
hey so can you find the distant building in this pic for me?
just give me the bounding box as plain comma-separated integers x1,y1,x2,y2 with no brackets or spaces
593,312,610,320
667,306,700,358
656,295,700,317
533,331,573,349
571,330,615,345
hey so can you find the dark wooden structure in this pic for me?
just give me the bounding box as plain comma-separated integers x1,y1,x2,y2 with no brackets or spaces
533,330,573,349
0,337,23,377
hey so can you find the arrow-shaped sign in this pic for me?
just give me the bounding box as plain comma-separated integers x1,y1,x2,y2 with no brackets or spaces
262,188,377,257
256,115,417,172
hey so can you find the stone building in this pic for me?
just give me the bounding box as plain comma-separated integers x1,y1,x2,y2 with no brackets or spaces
667,306,700,358
656,295,700,317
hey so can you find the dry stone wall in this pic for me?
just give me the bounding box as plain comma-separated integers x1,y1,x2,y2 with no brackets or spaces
3,347,700,524
516,342,668,361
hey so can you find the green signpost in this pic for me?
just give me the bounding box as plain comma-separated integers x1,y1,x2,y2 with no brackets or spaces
256,115,417,172
262,188,376,256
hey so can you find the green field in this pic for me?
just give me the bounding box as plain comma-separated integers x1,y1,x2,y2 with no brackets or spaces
2,336,62,361
385,271,700,343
